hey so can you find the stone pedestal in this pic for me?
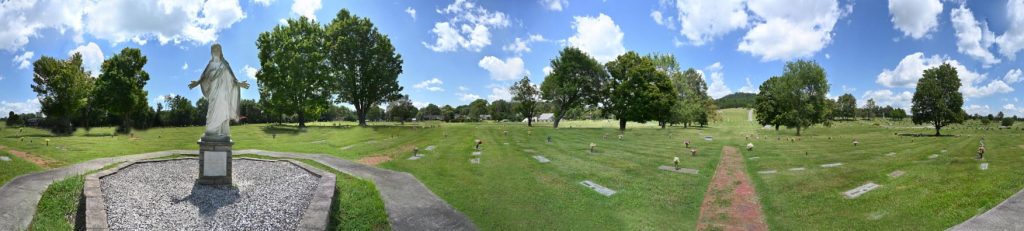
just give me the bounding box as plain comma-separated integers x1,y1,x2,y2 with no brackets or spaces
197,139,233,185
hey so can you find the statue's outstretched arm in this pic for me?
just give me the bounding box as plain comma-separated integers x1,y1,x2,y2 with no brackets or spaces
190,64,214,89
224,61,250,89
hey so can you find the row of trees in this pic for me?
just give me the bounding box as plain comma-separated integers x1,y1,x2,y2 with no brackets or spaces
834,94,907,121
256,9,403,127
523,47,716,130
754,60,832,135
30,48,151,134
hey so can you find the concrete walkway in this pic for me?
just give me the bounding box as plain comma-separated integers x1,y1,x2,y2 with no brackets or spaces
0,149,476,231
949,187,1024,230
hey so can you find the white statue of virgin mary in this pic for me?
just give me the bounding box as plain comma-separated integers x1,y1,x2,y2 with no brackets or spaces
189,44,249,141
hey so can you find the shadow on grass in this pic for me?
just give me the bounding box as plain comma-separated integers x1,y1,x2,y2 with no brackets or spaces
4,134,57,138
260,125,307,135
896,133,957,137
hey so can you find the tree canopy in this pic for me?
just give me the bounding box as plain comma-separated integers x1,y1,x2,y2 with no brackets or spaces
605,51,676,130
256,16,332,128
510,76,541,126
911,63,964,136
754,60,831,135
540,47,608,128
31,53,93,134
326,9,404,127
93,47,150,133
836,93,856,120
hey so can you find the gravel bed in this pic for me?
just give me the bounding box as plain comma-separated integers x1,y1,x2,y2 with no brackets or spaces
100,159,320,230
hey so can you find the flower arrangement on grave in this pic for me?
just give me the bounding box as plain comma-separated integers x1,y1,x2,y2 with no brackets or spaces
590,143,597,153
684,140,690,148
45,138,50,146
475,139,483,150
853,139,859,146
673,156,680,170
977,144,985,159
690,148,697,156
746,143,754,151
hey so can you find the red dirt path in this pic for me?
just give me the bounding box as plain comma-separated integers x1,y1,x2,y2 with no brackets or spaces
0,145,58,168
696,146,768,231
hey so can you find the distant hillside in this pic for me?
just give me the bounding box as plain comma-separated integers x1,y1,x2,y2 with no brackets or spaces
714,92,756,109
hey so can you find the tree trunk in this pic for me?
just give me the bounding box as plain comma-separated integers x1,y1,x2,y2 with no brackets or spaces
553,111,564,128
619,119,626,131
357,109,368,126
298,113,306,128
659,121,666,129
935,125,941,136
527,117,533,127
796,126,801,136
775,124,780,131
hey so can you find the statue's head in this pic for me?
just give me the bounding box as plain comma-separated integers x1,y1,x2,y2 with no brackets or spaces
211,44,223,59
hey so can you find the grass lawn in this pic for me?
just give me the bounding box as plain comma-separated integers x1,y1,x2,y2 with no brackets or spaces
0,149,43,185
3,109,1023,230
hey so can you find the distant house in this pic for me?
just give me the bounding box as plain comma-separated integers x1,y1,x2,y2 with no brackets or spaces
522,113,554,123
421,115,443,121
479,114,492,120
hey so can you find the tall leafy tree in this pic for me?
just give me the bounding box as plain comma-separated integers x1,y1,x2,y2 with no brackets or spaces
647,53,688,127
386,95,417,124
440,105,455,122
256,16,332,128
93,47,150,134
418,103,442,120
605,52,676,130
326,9,404,127
777,60,830,135
836,93,856,120
911,63,965,136
165,95,196,126
540,47,609,128
510,76,540,126
754,76,785,130
672,68,714,128
468,99,489,121
489,99,513,121
31,53,94,134
863,98,877,120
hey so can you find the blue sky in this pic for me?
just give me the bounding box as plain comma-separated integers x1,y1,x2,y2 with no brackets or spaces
1,0,1023,116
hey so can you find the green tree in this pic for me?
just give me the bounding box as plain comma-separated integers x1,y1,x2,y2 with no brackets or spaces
93,48,150,134
468,99,489,121
647,53,688,128
256,16,332,128
777,60,830,135
418,103,442,120
1001,117,1015,127
605,51,676,130
386,95,417,124
326,9,404,127
911,63,965,136
510,76,540,126
440,105,455,122
366,106,385,122
836,93,856,120
31,53,94,134
540,47,608,128
165,95,196,126
488,99,513,121
890,108,907,121
754,76,785,130
863,98,877,120
672,68,714,128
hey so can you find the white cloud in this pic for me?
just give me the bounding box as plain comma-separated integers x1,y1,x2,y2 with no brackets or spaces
542,66,553,75
478,56,528,81
243,64,258,80
502,34,545,54
540,0,568,11
737,77,757,93
253,0,274,7
877,52,1013,98
996,0,1024,59
650,10,677,30
12,51,34,69
457,93,481,101
862,89,914,109
738,0,852,61
0,0,87,51
950,4,1000,66
965,104,990,115
68,42,103,76
423,0,510,52
1003,104,1024,117
292,0,321,20
81,0,246,46
413,78,445,92
0,99,41,114
412,100,429,109
405,7,417,20
888,0,943,39
1005,68,1022,84
182,62,189,70
488,86,511,101
567,13,626,63
701,62,732,99
675,0,748,46
458,86,469,91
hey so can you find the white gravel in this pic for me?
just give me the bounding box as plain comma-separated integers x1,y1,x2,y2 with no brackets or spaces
100,159,320,230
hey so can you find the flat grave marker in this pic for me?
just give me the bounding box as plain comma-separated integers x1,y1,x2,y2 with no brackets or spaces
758,170,777,174
928,154,938,159
844,182,881,199
408,154,424,160
340,145,356,150
885,152,896,157
748,156,760,160
704,136,713,141
980,163,989,170
470,158,480,164
523,149,536,153
311,140,327,144
821,163,843,168
472,151,482,156
941,150,948,153
658,166,699,174
788,167,806,171
0,156,9,161
580,180,617,196
532,155,550,163
424,145,436,151
888,170,905,178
